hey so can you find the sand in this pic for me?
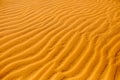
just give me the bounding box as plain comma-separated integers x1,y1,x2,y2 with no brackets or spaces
0,0,120,80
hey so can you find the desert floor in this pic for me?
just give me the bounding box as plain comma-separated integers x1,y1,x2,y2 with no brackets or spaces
0,0,120,80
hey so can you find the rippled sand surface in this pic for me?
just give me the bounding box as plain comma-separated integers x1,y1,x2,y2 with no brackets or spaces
0,0,120,80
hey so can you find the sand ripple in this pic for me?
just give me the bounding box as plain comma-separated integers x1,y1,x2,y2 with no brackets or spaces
0,0,120,80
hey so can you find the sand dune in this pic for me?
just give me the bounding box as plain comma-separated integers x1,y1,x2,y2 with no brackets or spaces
0,0,120,80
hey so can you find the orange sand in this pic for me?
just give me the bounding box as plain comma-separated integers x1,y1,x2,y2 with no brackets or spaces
0,0,120,80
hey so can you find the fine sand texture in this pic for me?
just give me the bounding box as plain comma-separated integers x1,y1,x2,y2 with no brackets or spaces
0,0,120,80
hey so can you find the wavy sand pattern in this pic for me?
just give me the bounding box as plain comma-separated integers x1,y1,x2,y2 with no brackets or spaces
0,0,120,80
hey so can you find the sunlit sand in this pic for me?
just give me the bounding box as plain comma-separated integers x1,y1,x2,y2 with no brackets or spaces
0,0,120,80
